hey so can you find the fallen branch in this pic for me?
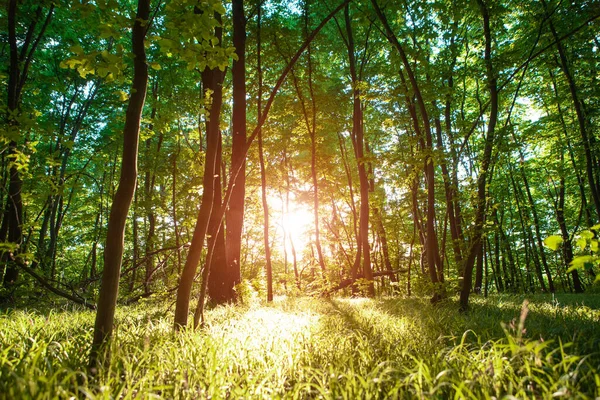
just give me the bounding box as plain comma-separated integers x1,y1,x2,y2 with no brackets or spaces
15,259,96,310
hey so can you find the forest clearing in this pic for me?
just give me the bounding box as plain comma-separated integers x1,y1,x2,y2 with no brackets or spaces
1,0,600,397
1,295,599,398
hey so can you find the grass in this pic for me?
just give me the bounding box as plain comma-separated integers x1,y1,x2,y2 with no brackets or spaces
1,293,599,399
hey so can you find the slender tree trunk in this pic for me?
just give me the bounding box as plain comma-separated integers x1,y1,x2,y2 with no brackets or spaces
543,0,600,221
90,0,150,366
549,69,593,227
206,136,229,303
518,155,555,292
474,246,483,294
306,4,327,278
460,0,498,311
345,4,373,296
284,153,299,288
371,0,442,300
3,1,54,288
143,81,160,294
256,3,273,302
555,154,584,293
172,148,181,273
226,0,247,292
130,188,139,292
174,69,222,329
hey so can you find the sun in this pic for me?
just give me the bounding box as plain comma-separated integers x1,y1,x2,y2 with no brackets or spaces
266,192,314,262
281,203,313,260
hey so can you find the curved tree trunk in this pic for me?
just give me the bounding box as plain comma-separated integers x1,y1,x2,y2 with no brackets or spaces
174,18,225,329
90,0,150,365
371,0,442,300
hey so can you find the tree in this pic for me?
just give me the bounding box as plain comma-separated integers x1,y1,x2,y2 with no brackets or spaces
90,0,151,365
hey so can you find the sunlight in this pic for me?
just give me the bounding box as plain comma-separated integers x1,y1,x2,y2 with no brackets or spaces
281,203,314,261
267,192,314,262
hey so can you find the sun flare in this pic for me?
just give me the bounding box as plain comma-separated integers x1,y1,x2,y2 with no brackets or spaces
266,192,314,262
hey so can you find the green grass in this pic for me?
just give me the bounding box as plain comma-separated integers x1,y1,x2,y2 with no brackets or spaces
1,294,599,399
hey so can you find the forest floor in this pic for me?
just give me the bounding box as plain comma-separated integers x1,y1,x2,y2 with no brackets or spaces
1,293,599,399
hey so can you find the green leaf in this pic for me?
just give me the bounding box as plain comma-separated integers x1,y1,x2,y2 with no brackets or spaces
543,235,563,251
576,237,587,251
568,255,595,273
117,90,129,102
149,62,162,71
580,230,594,240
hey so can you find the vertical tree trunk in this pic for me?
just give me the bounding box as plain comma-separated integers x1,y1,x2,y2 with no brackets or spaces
172,148,181,273
294,0,327,278
256,3,273,302
206,136,229,303
3,1,54,288
549,69,593,227
144,81,160,294
543,0,600,221
174,68,222,329
518,155,555,292
474,246,483,294
226,0,247,292
371,0,442,300
345,4,374,296
509,165,547,291
460,0,498,311
130,188,139,292
555,153,584,293
90,0,150,366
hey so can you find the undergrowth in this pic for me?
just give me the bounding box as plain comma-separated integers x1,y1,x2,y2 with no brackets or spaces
1,294,599,399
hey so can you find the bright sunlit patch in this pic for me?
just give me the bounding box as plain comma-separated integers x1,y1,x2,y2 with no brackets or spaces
281,203,313,260
267,192,314,262
206,302,321,379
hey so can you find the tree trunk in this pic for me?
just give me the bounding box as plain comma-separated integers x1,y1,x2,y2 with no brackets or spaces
90,0,150,366
306,3,327,278
460,0,498,311
256,3,273,302
345,4,373,296
2,1,54,288
207,136,229,303
555,155,584,293
225,0,247,292
543,0,600,221
371,0,442,300
518,154,555,292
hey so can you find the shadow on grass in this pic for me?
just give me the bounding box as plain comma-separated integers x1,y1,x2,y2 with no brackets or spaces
323,294,599,358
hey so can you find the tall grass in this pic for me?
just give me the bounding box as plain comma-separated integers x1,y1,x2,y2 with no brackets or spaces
1,294,598,399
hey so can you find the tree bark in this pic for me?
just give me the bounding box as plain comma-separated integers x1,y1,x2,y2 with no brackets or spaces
225,0,247,293
371,0,442,301
2,1,54,288
460,0,498,311
90,0,150,365
345,4,373,296
174,20,225,329
306,1,327,278
256,3,273,302
543,0,600,221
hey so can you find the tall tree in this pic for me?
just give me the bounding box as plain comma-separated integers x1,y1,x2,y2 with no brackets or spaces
225,0,247,300
460,0,499,311
90,0,151,365
371,0,443,301
2,0,54,289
